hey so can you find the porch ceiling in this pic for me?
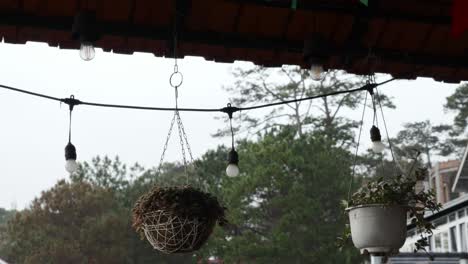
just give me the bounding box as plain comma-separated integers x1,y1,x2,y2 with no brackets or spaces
0,0,466,83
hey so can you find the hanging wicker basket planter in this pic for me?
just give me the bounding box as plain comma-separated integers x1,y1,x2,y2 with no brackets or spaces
133,66,228,254
132,185,226,254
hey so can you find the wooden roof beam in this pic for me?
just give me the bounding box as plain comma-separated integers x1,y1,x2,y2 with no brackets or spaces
0,12,465,70
227,0,452,25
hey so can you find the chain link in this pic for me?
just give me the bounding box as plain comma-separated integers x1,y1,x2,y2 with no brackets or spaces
176,113,194,163
156,114,177,178
155,59,196,185
175,111,189,183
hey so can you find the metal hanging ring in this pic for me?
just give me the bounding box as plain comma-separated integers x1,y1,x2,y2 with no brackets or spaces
169,71,183,88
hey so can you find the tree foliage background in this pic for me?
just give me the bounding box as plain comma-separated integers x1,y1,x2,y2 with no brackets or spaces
0,67,467,263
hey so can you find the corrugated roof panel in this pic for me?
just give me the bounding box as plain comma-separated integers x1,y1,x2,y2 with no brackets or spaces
377,20,406,50
255,7,289,38
362,18,386,48
380,0,452,17
22,0,42,14
128,38,167,57
236,5,261,36
17,27,51,44
284,10,313,41
330,14,354,45
0,0,19,10
187,0,238,33
97,0,132,22
96,35,127,53
250,49,277,66
422,25,450,55
43,0,77,17
394,22,433,52
0,0,465,82
315,12,337,40
133,0,171,27
0,25,18,44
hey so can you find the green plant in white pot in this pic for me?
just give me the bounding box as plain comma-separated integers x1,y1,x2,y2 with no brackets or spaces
340,167,441,259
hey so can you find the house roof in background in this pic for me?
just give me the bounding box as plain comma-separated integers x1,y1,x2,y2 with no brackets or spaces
0,0,467,82
407,193,468,230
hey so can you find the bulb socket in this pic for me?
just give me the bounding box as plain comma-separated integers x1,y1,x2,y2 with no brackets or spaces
227,148,239,165
370,125,382,142
65,142,77,161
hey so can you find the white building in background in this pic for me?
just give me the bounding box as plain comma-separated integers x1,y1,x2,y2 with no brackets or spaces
390,145,468,263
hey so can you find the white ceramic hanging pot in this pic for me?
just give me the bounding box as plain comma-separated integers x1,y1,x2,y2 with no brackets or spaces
347,204,407,254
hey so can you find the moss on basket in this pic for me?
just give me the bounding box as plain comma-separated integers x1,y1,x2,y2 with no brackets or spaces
132,185,227,238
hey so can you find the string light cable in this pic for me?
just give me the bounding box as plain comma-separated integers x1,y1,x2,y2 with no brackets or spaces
64,95,79,174
0,75,399,176
0,78,395,116
226,104,240,177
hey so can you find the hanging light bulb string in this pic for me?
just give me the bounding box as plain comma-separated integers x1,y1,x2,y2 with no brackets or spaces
229,106,235,150
0,78,399,115
64,95,79,174
68,99,73,143
369,84,378,127
347,90,368,200
225,104,240,177
367,76,387,176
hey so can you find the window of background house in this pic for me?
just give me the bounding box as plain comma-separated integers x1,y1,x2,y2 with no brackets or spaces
450,226,458,252
461,223,467,252
443,231,450,252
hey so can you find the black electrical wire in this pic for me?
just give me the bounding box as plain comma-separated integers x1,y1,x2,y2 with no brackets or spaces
0,84,63,102
239,82,382,111
0,78,396,114
80,101,222,112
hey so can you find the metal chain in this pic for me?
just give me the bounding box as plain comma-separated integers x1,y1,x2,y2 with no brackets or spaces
156,113,177,178
176,112,194,163
156,49,196,185
175,110,189,183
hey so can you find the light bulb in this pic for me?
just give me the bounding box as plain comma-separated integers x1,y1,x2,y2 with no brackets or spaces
64,142,78,173
310,64,324,81
80,43,95,61
226,164,239,177
372,141,385,153
65,159,78,173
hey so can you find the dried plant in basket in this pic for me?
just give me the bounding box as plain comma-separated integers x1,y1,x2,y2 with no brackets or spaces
132,185,227,253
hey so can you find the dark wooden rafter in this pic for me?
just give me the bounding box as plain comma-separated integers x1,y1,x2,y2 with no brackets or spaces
0,10,466,70
227,0,452,25
0,0,467,82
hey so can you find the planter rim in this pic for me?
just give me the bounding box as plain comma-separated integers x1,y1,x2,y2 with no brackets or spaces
346,203,410,212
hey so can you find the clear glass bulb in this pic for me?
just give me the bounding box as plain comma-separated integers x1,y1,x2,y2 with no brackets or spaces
310,64,324,81
372,141,385,153
80,43,95,61
65,159,79,173
226,164,239,177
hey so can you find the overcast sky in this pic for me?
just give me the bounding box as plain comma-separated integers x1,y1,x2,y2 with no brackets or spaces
0,42,460,209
